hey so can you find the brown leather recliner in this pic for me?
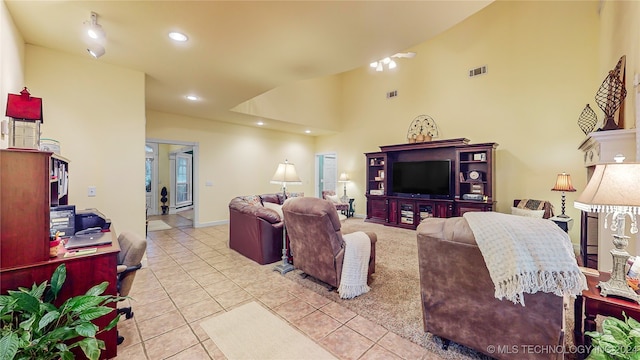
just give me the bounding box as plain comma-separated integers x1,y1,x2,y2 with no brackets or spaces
417,217,564,360
228,194,284,265
282,197,376,289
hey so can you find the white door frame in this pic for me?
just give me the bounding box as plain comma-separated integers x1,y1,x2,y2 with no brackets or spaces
315,152,338,198
145,143,159,215
146,138,199,228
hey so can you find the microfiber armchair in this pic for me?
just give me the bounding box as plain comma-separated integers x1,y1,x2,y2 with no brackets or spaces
282,197,376,289
228,194,285,265
416,217,564,360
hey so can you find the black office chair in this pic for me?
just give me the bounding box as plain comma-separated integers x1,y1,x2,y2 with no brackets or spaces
116,231,147,345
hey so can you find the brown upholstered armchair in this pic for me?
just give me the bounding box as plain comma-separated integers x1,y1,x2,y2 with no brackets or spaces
416,217,564,360
321,190,349,215
282,197,376,289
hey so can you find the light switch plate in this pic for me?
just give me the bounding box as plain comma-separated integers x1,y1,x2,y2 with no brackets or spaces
88,186,96,197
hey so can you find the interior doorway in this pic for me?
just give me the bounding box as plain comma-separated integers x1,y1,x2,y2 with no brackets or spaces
145,138,199,228
315,152,337,197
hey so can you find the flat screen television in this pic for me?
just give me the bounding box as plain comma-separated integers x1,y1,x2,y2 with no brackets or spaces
392,160,452,199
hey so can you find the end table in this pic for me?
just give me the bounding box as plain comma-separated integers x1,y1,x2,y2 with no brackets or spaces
574,272,640,359
550,216,573,233
347,198,355,218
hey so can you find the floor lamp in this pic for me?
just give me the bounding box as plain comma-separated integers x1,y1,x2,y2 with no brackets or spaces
271,159,301,275
338,172,350,203
574,157,640,303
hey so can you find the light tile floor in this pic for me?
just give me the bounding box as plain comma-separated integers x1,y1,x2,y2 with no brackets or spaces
115,219,437,360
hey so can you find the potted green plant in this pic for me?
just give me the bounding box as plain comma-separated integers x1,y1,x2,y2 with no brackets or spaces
585,312,640,360
0,264,122,360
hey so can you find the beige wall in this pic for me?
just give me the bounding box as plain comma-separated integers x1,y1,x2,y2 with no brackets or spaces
145,110,315,226
25,45,146,237
0,0,25,149
233,75,343,132
315,0,600,244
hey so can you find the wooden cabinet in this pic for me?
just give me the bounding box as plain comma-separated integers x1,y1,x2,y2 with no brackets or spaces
366,196,387,224
386,198,453,228
1,149,51,268
0,149,118,359
364,139,497,229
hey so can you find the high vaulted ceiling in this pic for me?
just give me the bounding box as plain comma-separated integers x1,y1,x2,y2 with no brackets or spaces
6,0,492,134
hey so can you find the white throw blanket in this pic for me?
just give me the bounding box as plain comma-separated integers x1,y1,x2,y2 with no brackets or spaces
338,231,371,299
463,212,586,306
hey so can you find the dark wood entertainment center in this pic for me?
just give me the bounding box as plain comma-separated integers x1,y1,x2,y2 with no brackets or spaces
365,138,497,229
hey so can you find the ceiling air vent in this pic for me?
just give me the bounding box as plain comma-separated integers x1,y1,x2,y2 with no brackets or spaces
468,65,487,78
386,90,398,99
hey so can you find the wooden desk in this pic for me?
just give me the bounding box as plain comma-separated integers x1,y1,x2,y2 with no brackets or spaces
574,272,640,359
0,231,120,359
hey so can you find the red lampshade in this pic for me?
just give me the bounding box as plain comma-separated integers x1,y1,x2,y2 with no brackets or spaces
5,87,43,122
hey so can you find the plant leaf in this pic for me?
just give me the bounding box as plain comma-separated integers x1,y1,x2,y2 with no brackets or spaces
63,295,106,313
103,315,120,332
84,282,108,297
74,321,98,337
0,333,19,360
38,310,60,331
49,264,67,300
78,306,113,321
10,292,40,314
78,337,102,360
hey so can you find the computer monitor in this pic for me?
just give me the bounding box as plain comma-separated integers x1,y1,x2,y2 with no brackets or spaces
50,205,75,238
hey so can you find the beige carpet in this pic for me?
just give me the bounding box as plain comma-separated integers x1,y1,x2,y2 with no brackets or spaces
282,218,577,360
200,301,337,360
147,220,172,231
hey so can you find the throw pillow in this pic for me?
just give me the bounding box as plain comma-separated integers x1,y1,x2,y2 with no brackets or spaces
516,199,546,211
263,202,283,219
326,194,342,204
511,207,545,218
242,195,262,207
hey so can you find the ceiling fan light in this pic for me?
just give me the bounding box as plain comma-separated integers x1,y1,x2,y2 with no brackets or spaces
370,61,378,68
87,44,105,59
388,60,397,69
382,57,391,64
376,63,383,72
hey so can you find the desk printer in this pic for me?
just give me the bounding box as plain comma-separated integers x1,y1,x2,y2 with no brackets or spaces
75,208,111,232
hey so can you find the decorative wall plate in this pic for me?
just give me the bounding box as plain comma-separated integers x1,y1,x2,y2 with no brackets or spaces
406,115,439,143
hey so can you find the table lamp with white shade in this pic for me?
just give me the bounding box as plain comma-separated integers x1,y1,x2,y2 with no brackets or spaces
574,154,640,303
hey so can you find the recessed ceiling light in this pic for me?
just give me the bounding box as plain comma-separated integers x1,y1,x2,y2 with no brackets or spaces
169,32,188,42
185,95,198,101
305,130,311,134
257,121,264,126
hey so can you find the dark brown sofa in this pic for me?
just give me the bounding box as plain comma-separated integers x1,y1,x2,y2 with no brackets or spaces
228,193,285,265
417,217,564,360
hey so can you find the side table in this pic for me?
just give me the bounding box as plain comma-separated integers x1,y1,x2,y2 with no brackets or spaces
347,198,355,218
550,216,573,233
574,272,640,359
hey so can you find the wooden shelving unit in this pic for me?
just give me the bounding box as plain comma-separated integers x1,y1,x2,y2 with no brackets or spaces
364,139,497,229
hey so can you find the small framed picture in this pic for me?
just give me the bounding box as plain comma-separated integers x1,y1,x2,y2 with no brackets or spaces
473,153,486,161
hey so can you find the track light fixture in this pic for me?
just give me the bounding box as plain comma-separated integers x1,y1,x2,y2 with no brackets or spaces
84,11,106,59
369,52,416,72
85,12,105,40
87,44,105,59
